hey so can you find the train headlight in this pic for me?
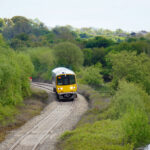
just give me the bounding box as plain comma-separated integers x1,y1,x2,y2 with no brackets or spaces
70,86,76,89
58,87,63,90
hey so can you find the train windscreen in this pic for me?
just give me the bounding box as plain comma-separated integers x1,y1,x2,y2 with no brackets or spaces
57,75,75,85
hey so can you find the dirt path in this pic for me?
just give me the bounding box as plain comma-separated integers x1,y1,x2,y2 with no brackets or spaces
0,83,88,150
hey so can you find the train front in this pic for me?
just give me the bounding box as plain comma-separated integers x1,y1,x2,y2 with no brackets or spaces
56,74,77,100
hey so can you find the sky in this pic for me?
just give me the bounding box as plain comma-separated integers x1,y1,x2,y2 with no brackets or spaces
0,0,150,31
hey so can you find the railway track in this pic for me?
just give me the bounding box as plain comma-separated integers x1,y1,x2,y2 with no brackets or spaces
9,82,75,150
31,82,53,92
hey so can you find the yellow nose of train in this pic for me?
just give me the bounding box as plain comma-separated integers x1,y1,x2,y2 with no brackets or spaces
57,84,77,94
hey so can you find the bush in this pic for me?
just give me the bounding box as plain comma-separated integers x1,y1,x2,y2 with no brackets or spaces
107,51,150,94
54,42,84,70
104,80,150,119
60,120,133,150
122,109,150,148
0,46,34,105
101,80,150,148
16,53,34,97
77,63,103,87
26,47,55,80
0,104,17,126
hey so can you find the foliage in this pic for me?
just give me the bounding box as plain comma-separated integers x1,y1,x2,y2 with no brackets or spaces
82,48,93,66
0,47,33,105
103,81,150,147
0,104,18,126
107,40,150,56
26,47,55,80
52,26,77,42
60,80,150,150
107,80,150,119
92,47,107,65
16,53,34,97
85,36,114,48
60,120,133,150
122,109,150,147
107,51,150,93
77,63,103,87
0,34,8,48
2,16,49,40
82,47,107,66
0,36,34,126
54,42,84,70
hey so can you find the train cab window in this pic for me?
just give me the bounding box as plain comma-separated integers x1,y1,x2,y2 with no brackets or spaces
69,75,75,84
63,75,69,85
57,75,76,85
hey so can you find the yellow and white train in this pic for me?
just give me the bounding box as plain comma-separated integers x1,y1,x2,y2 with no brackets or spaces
52,67,77,100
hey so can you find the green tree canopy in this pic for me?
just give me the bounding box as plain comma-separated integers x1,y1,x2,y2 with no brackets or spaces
77,63,103,87
0,47,33,105
82,48,93,66
26,47,55,80
107,51,150,93
85,36,114,48
54,42,84,70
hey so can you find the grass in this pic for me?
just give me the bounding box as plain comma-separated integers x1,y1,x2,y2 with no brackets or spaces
77,84,111,125
0,86,48,142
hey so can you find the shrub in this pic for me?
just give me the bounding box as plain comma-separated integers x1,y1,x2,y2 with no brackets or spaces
16,53,34,97
26,47,55,80
0,104,17,126
122,108,150,148
54,42,84,70
106,80,150,119
107,51,150,94
0,47,34,105
77,63,103,87
60,120,133,150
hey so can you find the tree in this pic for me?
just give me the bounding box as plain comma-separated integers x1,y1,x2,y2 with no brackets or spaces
92,47,106,65
52,26,77,42
107,51,150,93
107,41,150,56
77,63,103,87
82,48,93,66
0,34,8,48
0,18,5,32
2,16,50,40
85,36,114,48
0,46,34,105
26,47,55,80
54,42,84,70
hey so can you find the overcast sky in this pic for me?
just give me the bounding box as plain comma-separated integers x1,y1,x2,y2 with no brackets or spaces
0,0,150,31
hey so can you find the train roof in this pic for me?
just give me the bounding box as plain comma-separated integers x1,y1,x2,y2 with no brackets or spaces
52,67,75,76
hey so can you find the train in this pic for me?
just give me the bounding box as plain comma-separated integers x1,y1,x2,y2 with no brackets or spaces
52,67,77,100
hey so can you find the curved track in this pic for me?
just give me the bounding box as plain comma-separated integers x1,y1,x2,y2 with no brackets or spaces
9,82,76,150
